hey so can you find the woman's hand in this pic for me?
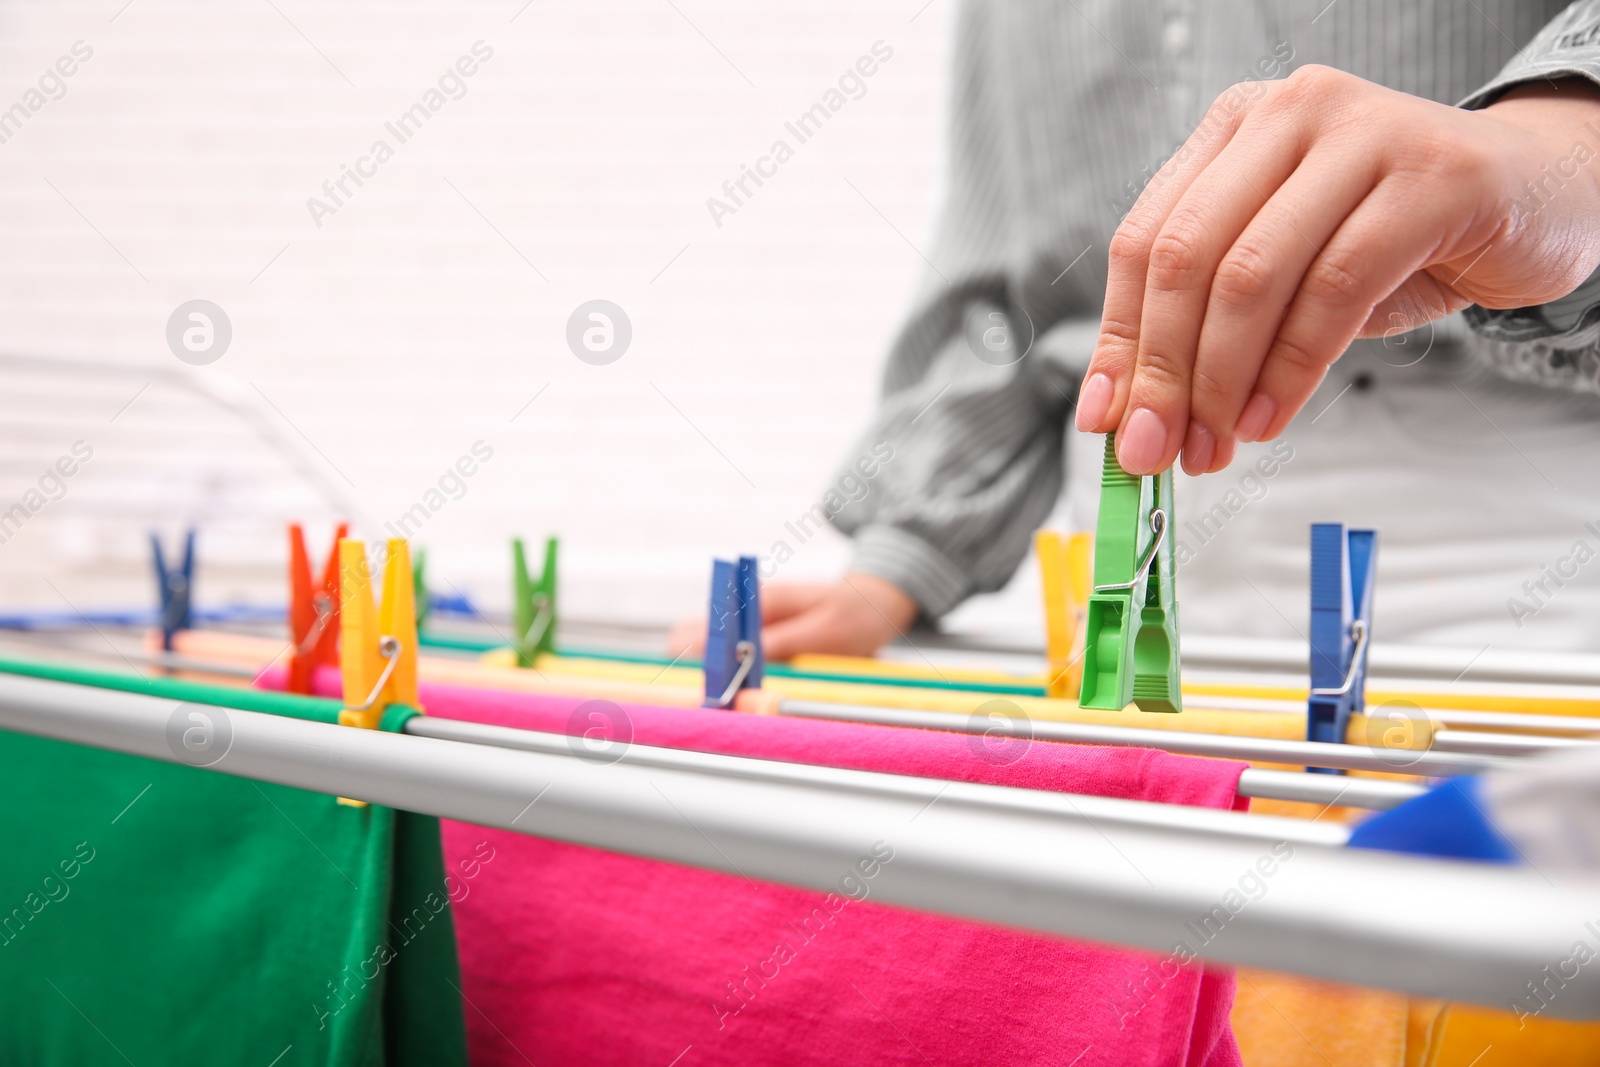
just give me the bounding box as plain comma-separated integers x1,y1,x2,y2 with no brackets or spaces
666,572,918,661
1074,66,1600,476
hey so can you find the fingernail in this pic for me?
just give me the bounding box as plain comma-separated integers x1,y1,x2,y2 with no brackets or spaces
1118,408,1167,473
1208,436,1237,475
1181,422,1215,476
1075,373,1113,432
1235,392,1277,442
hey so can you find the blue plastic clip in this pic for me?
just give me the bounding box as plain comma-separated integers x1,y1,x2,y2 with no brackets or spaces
151,528,197,651
1307,523,1378,771
703,556,764,709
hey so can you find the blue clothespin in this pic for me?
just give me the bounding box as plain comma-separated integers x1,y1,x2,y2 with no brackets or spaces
703,556,764,709
151,528,197,652
1307,523,1378,772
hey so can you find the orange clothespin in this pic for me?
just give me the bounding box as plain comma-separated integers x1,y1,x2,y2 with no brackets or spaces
1036,530,1094,699
287,522,348,695
336,538,421,806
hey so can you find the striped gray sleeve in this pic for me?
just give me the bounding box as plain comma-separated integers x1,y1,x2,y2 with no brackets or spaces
1458,0,1600,109
822,1,1079,619
1459,1,1600,394
829,314,1083,619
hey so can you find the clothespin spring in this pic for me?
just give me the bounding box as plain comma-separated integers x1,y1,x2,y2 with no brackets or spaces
1093,508,1167,593
345,636,402,714
160,575,190,631
707,640,756,709
520,594,553,655
1310,619,1368,699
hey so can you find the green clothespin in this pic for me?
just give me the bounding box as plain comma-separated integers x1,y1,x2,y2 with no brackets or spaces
412,546,431,633
1078,434,1182,713
512,536,559,668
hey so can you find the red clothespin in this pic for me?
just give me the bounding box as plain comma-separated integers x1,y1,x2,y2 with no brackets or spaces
287,522,347,695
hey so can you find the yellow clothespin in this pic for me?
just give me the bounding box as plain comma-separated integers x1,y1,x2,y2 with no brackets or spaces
337,538,421,806
1036,530,1094,699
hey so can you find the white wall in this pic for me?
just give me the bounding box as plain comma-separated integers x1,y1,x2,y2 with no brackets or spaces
0,0,954,625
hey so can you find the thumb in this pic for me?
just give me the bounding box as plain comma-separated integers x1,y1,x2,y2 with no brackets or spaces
1359,272,1469,343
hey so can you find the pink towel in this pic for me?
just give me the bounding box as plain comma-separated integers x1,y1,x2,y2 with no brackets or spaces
269,667,1246,1067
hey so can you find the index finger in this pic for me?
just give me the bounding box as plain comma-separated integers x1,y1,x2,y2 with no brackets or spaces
1076,84,1255,438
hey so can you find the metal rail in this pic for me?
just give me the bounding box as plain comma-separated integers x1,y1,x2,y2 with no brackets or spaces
1,672,1595,1017
1430,730,1595,757
405,715,1418,814
911,630,1600,688
778,700,1513,776
1235,768,1421,810
406,717,1353,835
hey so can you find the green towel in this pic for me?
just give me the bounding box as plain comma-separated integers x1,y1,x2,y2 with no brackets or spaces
0,674,468,1067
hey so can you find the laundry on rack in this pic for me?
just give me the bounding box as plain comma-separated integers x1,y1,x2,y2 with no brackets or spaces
1231,971,1411,1067
1480,744,1600,878
261,664,1246,1067
0,647,1590,1066
1406,999,1600,1067
1348,743,1600,873
1346,777,1519,864
0,666,467,1067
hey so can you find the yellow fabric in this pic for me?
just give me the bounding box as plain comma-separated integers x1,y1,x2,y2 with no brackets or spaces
1233,968,1409,1067
1406,1001,1600,1066
1186,681,1600,719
